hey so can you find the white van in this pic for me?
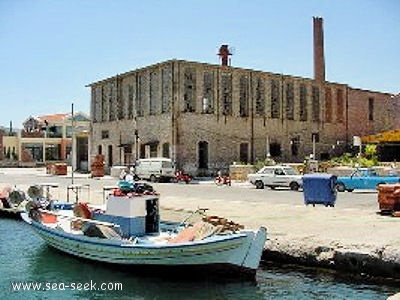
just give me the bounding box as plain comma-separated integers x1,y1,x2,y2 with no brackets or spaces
134,158,175,182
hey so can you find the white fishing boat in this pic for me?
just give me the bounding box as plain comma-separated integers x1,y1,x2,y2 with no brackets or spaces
22,187,267,278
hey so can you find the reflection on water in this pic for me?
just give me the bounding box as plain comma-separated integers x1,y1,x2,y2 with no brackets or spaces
28,246,265,300
0,219,398,300
256,262,398,300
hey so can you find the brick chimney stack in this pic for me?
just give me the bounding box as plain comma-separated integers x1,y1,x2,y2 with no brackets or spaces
313,17,325,82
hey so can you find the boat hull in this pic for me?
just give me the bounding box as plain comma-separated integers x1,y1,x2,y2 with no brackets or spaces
21,213,266,277
0,208,22,220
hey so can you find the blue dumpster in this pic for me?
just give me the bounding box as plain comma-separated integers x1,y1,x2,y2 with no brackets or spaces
303,174,337,207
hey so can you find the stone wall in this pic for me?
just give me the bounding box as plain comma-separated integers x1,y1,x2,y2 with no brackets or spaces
229,164,256,181
89,60,397,175
347,88,395,137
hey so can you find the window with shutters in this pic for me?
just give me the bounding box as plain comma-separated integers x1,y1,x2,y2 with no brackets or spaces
271,80,280,119
285,82,294,120
299,84,307,121
184,68,196,113
324,87,332,123
336,89,344,123
149,71,158,115
162,68,171,113
255,78,265,116
136,75,144,117
202,71,214,114
221,73,232,116
239,75,249,117
368,97,374,121
312,86,320,122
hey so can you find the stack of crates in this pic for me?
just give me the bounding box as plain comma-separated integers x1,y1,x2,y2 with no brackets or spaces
377,184,400,213
91,154,105,177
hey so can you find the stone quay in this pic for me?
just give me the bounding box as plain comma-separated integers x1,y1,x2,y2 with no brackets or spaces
1,167,399,281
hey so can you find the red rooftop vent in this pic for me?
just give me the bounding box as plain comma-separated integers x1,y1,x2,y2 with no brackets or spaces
218,44,232,66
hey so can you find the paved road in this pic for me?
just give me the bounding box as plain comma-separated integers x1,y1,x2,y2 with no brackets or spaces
0,167,390,246
0,167,379,212
154,181,379,210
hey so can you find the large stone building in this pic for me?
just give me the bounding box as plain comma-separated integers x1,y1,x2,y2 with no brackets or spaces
88,18,399,175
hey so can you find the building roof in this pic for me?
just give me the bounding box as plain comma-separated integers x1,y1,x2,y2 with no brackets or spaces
22,112,90,130
37,113,70,123
25,112,90,124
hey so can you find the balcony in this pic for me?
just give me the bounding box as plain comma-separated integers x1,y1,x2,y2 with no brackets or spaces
21,131,45,138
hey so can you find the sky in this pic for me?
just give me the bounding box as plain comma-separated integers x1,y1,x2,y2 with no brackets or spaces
0,0,399,129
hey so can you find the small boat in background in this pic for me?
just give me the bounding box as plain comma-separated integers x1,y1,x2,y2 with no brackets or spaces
0,183,73,220
22,184,267,278
0,187,29,219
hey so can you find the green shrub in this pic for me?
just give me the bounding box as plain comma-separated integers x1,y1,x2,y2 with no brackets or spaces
330,144,378,167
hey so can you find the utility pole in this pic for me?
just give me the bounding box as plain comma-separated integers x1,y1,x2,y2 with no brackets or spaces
312,133,316,159
71,103,75,185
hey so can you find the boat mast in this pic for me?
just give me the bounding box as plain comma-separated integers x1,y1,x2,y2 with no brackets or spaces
71,103,75,185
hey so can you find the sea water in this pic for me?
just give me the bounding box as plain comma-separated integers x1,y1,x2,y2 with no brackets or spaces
0,218,398,300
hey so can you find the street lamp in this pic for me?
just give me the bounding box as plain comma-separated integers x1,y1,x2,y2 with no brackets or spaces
353,136,362,157
266,135,270,158
312,133,316,159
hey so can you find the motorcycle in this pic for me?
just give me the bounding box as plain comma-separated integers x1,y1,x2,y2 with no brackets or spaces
215,174,231,186
174,170,192,184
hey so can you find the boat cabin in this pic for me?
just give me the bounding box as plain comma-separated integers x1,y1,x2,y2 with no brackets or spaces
93,191,160,238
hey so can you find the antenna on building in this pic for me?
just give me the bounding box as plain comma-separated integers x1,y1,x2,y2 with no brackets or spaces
218,44,234,66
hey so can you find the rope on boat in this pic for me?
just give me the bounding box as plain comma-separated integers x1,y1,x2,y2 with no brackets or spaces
202,215,245,233
181,207,245,233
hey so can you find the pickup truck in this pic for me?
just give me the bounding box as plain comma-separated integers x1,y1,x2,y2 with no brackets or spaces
336,168,400,192
247,165,303,191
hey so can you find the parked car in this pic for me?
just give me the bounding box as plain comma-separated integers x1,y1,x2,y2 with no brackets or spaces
247,165,303,191
336,168,400,192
